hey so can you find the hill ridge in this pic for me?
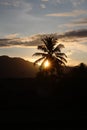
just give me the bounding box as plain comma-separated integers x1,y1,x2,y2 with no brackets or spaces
0,55,38,78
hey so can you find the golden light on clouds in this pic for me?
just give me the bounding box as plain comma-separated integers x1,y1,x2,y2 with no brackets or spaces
46,10,87,17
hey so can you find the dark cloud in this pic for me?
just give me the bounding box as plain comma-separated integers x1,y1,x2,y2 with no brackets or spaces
0,29,87,47
0,36,43,47
0,38,22,47
62,29,87,38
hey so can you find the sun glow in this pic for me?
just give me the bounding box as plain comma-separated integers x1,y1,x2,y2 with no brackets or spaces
44,60,50,68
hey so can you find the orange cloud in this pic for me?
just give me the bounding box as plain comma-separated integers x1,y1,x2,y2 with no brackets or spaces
46,10,87,17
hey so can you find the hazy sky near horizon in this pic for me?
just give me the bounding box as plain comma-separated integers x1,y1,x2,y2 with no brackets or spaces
0,0,87,65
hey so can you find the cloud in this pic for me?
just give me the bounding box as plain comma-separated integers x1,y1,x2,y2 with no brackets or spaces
41,0,49,2
72,18,87,24
70,0,85,7
0,34,44,47
5,33,20,39
66,50,73,56
56,0,62,3
60,18,87,28
0,0,32,12
0,38,22,47
46,9,87,17
40,4,46,8
62,23,87,28
0,29,87,48
58,29,87,56
61,29,87,38
0,0,22,7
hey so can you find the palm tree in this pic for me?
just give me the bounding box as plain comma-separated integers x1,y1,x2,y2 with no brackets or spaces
32,35,67,77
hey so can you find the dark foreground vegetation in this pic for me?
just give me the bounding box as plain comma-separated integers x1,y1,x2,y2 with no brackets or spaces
0,63,87,123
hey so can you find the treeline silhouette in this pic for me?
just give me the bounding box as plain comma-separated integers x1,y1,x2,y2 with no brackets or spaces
0,56,87,122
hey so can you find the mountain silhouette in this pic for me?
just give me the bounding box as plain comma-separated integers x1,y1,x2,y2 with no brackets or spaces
0,55,38,78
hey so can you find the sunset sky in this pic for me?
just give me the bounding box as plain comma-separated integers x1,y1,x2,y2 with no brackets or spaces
0,0,87,65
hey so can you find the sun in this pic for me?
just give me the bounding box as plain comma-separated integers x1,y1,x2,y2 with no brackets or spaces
44,60,50,68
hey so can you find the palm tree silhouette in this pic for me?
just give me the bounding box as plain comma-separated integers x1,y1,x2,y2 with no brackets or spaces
32,35,67,77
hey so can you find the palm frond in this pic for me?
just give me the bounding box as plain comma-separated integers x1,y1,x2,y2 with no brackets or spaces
41,36,57,51
32,52,48,57
34,57,45,65
55,52,67,58
41,36,48,46
38,45,48,52
58,44,65,48
40,58,48,69
53,44,64,53
56,58,66,66
56,56,67,63
32,35,67,75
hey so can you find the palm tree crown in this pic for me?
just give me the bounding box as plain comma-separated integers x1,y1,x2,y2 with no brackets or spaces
32,35,67,76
